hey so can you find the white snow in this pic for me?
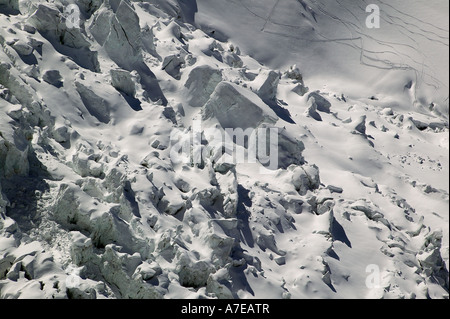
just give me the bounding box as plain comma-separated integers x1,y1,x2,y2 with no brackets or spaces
0,0,448,299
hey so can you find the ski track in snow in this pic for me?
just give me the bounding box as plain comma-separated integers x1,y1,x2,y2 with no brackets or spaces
224,0,448,112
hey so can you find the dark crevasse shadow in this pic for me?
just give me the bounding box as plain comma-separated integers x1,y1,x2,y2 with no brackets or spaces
263,98,296,124
177,0,198,25
134,61,168,106
327,248,340,261
55,45,100,73
228,263,255,298
326,280,337,293
122,181,141,218
176,0,228,41
2,150,52,234
0,4,19,16
331,217,352,248
118,91,142,112
18,53,38,66
32,26,101,72
41,31,100,72
212,183,256,298
236,184,254,248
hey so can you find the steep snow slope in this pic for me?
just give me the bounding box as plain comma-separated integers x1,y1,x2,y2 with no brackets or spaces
0,0,448,299
195,0,449,118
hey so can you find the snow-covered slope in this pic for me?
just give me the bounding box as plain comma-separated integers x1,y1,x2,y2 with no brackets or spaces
0,0,448,299
195,0,449,118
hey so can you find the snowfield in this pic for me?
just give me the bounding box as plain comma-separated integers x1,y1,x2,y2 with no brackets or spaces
0,0,448,299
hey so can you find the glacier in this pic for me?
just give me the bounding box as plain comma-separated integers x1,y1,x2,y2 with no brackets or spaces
0,0,448,299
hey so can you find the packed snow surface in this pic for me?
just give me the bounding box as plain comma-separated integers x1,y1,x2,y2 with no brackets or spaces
0,0,448,299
